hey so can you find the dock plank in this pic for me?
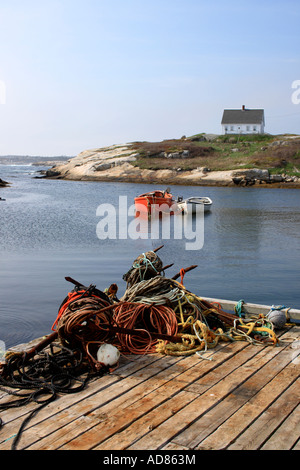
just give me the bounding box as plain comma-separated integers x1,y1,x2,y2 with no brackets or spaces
188,348,300,449
0,353,165,448
0,352,152,427
292,438,300,450
227,378,300,450
29,342,243,450
94,344,264,451
94,390,198,450
0,325,299,451
1,354,182,450
126,329,298,450
260,403,300,450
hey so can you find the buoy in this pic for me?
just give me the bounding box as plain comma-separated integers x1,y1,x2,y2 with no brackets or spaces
97,343,120,366
267,309,286,329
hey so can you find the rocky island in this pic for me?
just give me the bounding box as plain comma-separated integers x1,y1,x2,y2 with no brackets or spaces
45,134,300,188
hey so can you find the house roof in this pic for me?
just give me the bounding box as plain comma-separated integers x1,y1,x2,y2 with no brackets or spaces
221,108,264,125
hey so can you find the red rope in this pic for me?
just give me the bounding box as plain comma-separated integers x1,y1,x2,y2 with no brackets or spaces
180,268,186,285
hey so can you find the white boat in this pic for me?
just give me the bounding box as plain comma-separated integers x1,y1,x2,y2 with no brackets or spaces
177,196,212,214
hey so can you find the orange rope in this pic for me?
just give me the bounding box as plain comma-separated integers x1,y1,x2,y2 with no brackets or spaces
51,290,108,331
113,302,178,355
210,301,223,313
180,268,186,285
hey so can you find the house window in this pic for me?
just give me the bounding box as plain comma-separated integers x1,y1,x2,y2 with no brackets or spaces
246,125,250,131
230,125,234,131
253,126,257,132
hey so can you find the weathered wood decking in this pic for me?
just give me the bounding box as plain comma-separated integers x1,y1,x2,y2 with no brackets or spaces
0,323,299,451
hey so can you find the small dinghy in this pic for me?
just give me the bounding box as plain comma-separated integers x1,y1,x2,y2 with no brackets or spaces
177,196,212,214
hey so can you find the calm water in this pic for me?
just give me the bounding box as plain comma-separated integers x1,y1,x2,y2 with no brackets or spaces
0,163,300,348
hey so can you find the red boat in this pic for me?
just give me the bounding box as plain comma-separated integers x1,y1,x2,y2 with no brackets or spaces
134,188,178,216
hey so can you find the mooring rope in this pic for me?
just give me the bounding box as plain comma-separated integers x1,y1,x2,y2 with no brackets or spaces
0,344,107,450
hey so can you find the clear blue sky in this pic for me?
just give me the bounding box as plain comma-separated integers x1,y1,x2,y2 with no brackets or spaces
0,0,299,155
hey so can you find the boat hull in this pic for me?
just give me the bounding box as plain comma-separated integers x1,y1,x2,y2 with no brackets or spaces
177,197,212,214
134,190,177,216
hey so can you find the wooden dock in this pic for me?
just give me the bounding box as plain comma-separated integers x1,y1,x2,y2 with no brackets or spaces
0,321,299,451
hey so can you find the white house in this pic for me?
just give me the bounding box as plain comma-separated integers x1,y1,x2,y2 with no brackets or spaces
221,106,265,135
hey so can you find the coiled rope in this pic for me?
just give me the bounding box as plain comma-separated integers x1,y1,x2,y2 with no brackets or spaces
113,302,178,354
122,276,184,303
122,251,163,287
56,298,115,370
0,344,105,450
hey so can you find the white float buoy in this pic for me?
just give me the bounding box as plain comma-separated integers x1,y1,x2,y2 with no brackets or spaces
97,343,120,366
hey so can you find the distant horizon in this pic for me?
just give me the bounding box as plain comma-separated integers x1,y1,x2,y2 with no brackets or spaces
0,154,73,159
1,130,300,159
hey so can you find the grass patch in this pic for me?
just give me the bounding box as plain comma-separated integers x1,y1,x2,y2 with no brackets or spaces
130,135,300,174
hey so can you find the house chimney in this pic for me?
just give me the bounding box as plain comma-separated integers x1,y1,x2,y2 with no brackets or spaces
242,105,245,111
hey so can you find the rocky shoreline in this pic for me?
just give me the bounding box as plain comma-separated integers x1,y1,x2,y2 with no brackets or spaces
45,142,300,188
0,178,10,187
0,178,9,200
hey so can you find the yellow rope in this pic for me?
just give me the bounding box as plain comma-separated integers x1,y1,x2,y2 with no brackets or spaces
155,280,279,355
156,320,227,357
233,317,278,345
156,333,203,356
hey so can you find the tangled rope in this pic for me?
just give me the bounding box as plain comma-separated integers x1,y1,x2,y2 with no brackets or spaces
52,285,110,331
113,302,178,354
57,298,112,344
122,251,163,287
156,320,229,357
54,274,279,359
55,287,180,357
230,316,278,345
0,344,104,450
121,276,227,332
234,299,245,318
122,276,184,303
56,297,115,370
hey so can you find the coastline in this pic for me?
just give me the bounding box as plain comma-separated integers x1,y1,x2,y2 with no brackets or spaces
45,170,300,188
44,141,300,189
